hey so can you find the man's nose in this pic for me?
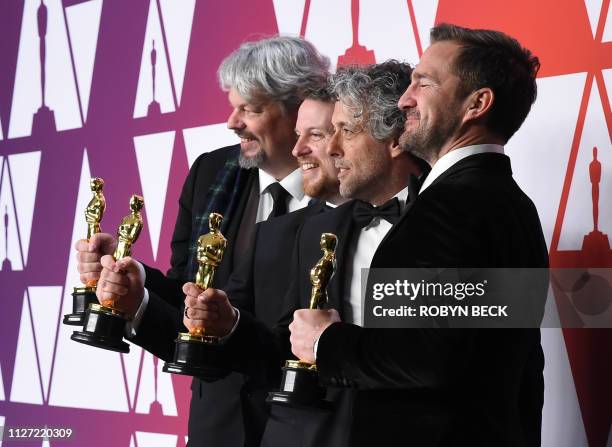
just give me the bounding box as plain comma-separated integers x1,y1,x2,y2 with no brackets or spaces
227,109,244,130
292,134,311,158
326,130,343,158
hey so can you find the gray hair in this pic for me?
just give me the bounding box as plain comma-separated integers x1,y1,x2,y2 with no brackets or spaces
218,35,330,112
330,60,412,141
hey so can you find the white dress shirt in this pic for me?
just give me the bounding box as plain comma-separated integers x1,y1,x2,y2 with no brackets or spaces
419,144,505,194
346,187,409,325
313,187,409,357
256,168,310,222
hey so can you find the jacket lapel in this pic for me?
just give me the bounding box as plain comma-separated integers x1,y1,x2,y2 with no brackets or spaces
376,153,511,258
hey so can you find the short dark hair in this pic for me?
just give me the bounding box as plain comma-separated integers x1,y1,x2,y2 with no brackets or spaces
302,82,334,103
430,23,540,142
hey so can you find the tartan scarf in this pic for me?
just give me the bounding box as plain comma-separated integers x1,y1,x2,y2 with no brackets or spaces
185,146,249,280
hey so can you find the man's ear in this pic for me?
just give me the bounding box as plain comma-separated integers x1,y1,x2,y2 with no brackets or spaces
462,87,494,124
389,136,403,158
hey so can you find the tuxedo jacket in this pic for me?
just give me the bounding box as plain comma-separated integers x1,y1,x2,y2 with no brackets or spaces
227,200,368,447
258,153,548,447
131,144,261,447
216,201,330,445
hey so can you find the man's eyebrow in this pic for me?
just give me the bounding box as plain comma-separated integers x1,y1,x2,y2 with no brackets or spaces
412,71,428,81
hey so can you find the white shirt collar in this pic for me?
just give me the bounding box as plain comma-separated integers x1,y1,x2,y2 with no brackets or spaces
389,185,409,210
419,144,505,194
258,168,305,201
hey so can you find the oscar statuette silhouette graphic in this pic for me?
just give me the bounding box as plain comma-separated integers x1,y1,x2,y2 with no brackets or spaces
268,233,337,407
32,0,57,135
71,195,144,352
582,147,610,254
147,39,161,117
337,0,375,66
2,206,11,271
163,213,228,377
63,178,106,325
552,146,612,326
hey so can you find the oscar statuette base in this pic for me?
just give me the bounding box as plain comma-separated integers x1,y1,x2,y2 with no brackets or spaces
71,303,130,353
267,360,330,409
63,286,99,326
163,333,227,379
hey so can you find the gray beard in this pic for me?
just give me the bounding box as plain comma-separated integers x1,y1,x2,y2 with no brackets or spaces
238,150,266,169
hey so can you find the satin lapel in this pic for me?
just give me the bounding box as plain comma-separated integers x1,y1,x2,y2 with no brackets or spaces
425,152,511,192
375,175,420,258
375,154,511,258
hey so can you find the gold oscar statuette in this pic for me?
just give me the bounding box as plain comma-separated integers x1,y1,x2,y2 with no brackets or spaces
268,233,338,407
71,195,145,353
64,177,107,325
163,212,229,377
188,212,228,340
100,194,145,309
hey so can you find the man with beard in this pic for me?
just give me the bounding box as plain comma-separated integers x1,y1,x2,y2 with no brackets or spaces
75,36,329,446
290,24,548,446
179,86,347,445
183,60,426,447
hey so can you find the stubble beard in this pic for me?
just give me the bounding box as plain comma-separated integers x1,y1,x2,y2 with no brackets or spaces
337,160,384,201
400,109,462,164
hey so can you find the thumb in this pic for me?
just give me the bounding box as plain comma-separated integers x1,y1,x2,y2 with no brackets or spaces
114,256,142,274
201,288,227,304
100,254,117,270
328,308,341,322
90,232,116,254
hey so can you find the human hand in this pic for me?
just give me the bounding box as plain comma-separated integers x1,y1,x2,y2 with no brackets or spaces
75,233,117,286
96,255,145,319
289,308,340,363
183,284,238,338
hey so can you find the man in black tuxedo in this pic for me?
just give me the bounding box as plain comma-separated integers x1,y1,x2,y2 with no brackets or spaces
75,36,330,447
290,24,548,446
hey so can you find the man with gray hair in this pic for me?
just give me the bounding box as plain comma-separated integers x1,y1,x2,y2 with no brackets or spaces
75,35,329,446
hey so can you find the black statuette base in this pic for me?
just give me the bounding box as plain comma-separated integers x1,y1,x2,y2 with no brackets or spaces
267,363,329,409
63,288,98,326
163,336,226,379
71,305,129,353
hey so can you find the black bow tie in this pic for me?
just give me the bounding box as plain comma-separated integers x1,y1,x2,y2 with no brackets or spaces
353,198,401,228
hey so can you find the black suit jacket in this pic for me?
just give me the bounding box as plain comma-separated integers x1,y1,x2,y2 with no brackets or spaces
311,153,548,446
226,201,364,447
252,153,546,447
215,201,330,445
130,144,260,447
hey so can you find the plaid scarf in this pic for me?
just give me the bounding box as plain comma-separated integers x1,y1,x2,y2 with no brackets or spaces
185,146,249,279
